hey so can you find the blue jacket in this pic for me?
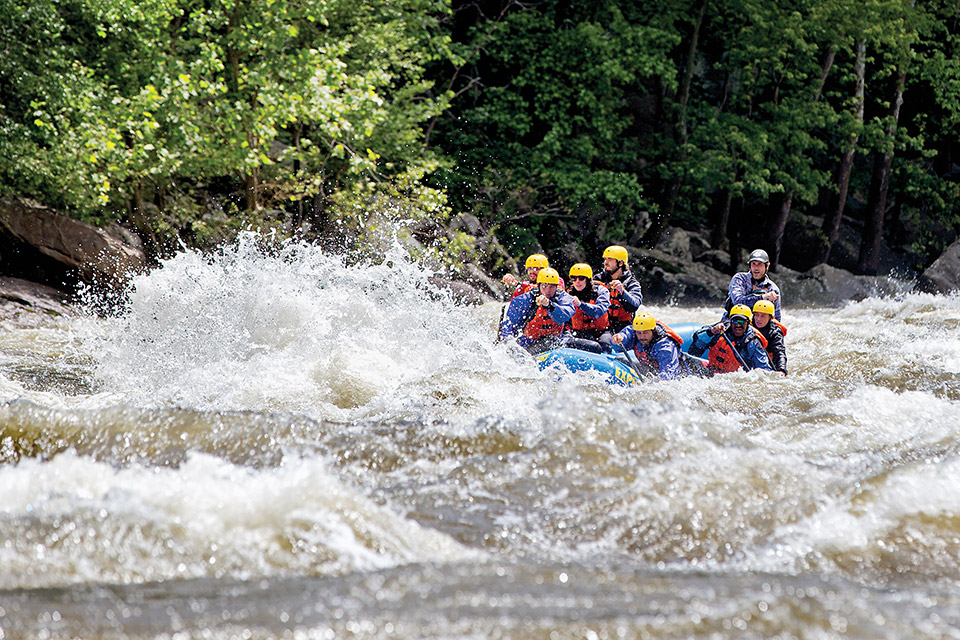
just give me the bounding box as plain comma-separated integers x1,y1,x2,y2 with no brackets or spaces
615,326,681,381
689,325,773,372
569,283,610,318
598,269,643,309
726,272,782,321
500,288,576,347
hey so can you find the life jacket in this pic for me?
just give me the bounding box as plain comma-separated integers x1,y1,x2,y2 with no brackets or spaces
568,283,610,331
511,281,538,299
607,286,633,323
522,299,566,340
707,328,767,373
758,319,787,362
513,277,566,299
634,322,684,370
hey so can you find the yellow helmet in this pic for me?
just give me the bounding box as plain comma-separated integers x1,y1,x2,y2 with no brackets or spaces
752,300,775,316
729,304,753,321
569,263,593,279
525,254,549,269
632,312,656,331
536,267,561,285
602,245,629,263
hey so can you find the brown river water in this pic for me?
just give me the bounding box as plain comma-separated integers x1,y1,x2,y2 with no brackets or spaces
1,234,959,639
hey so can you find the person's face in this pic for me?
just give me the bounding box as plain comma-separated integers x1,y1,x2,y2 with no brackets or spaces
603,257,620,273
527,267,541,282
637,329,654,346
749,260,767,279
571,275,589,291
753,312,771,328
730,317,748,336
539,283,558,297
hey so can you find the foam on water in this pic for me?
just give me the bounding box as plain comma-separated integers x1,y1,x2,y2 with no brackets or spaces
75,233,534,421
0,450,477,589
4,232,960,604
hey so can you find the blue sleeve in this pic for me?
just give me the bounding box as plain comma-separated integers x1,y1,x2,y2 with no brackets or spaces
621,278,643,311
579,286,611,318
500,293,532,340
548,291,577,324
772,284,783,321
728,273,756,307
652,341,681,380
617,327,637,352
688,326,717,357
746,340,773,371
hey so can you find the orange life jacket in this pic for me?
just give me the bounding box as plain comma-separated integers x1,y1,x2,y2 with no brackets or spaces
513,277,567,299
760,319,787,363
607,286,633,323
707,329,767,373
511,281,537,299
522,303,566,340
773,319,787,337
634,322,684,367
568,283,610,331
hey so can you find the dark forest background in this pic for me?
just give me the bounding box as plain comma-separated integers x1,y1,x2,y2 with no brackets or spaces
3,0,959,279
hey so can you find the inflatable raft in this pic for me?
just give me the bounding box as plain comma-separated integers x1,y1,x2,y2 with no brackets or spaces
534,322,704,387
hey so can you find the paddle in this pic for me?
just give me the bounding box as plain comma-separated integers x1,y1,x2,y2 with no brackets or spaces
721,326,752,371
615,342,653,379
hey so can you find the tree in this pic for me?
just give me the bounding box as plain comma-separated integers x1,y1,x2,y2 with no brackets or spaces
1,0,458,256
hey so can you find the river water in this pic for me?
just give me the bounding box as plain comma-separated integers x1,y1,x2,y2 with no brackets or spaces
2,234,960,639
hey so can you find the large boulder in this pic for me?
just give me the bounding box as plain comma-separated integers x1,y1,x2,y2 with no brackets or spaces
632,239,730,306
778,263,910,306
0,198,145,291
917,240,960,294
0,276,74,327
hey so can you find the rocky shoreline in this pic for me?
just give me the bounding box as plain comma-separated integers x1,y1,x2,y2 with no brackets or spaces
1,197,958,323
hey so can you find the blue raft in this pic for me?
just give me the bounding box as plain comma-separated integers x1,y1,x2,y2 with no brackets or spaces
534,322,704,387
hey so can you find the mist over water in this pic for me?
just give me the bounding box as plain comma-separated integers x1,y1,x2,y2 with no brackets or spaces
2,233,960,638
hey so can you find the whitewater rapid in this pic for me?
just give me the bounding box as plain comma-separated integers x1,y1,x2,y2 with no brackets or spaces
1,233,959,639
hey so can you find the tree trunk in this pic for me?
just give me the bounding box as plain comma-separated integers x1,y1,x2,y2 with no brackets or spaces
291,124,304,229
636,0,707,247
245,169,259,212
711,187,734,250
819,39,865,265
727,195,744,272
767,191,792,270
857,68,905,275
127,181,159,258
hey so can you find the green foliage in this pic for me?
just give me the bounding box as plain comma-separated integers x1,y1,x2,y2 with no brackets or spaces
4,0,960,276
435,0,676,251
0,0,455,256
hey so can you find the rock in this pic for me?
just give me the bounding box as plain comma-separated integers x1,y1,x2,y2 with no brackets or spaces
631,242,730,306
0,198,145,291
453,263,503,303
448,213,519,278
0,276,74,327
917,239,960,294
778,263,910,306
694,249,732,273
642,261,730,306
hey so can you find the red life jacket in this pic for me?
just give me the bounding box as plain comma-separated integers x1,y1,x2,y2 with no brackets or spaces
512,277,567,299
511,281,537,299
707,329,767,373
607,286,633,323
568,283,610,331
523,303,566,340
634,322,684,368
